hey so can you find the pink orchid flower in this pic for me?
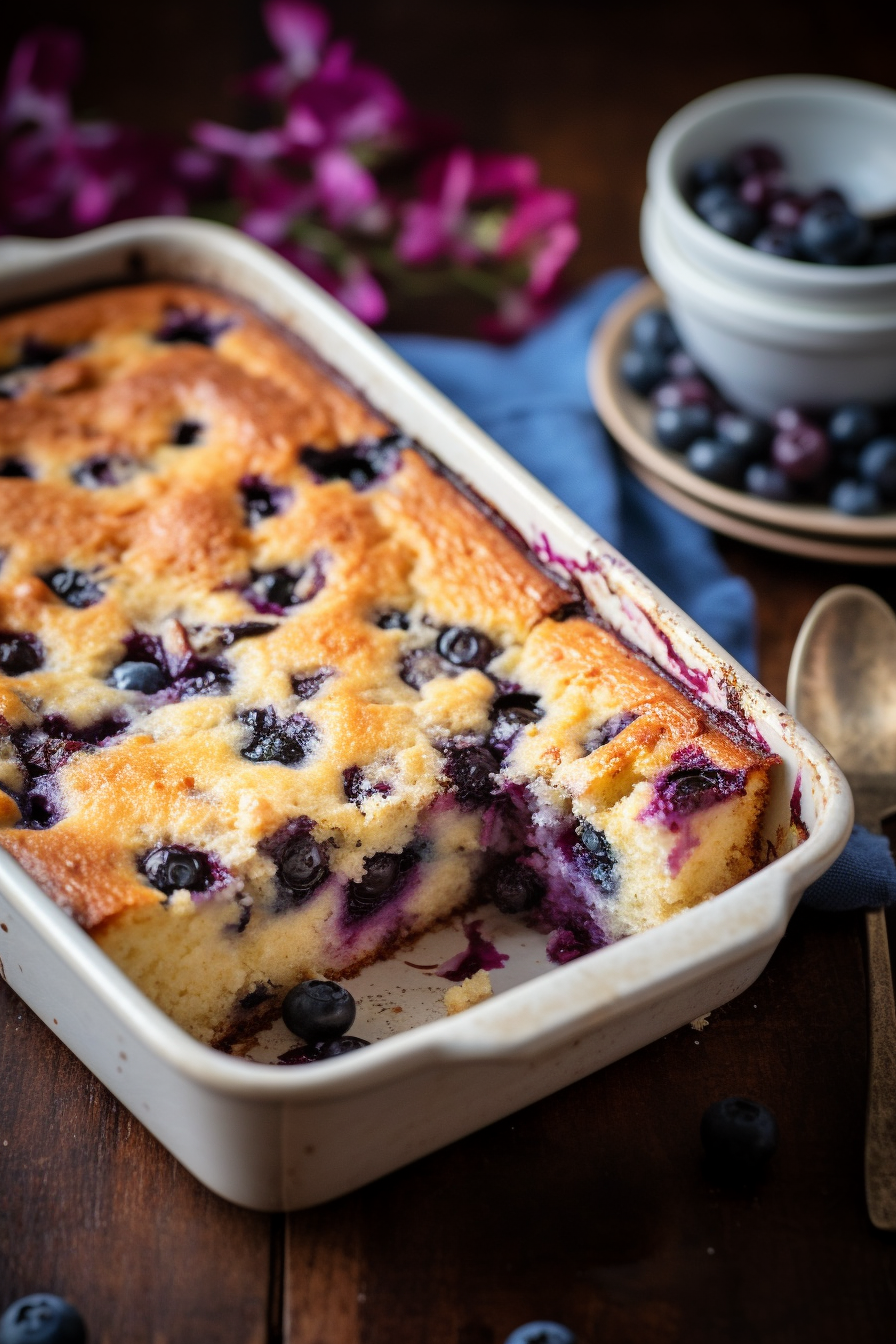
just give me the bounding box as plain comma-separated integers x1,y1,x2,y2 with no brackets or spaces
242,1,330,101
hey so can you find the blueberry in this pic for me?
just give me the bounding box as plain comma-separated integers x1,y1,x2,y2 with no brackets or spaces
664,348,698,379
828,403,880,453
300,435,405,489
653,403,713,452
108,660,167,693
0,632,42,677
345,847,418,921
577,822,617,891
318,1035,370,1057
829,477,883,516
687,157,737,196
239,708,315,765
731,142,783,178
399,647,451,689
738,170,783,209
698,196,757,243
768,192,810,229
245,561,325,613
172,418,204,446
630,308,679,355
694,183,739,221
282,979,356,1042
291,669,332,700
436,626,495,670
685,438,746,487
771,423,830,482
443,743,499,807
744,462,794,502
278,834,328,895
240,476,290,526
71,455,138,489
651,376,713,410
0,1293,86,1344
504,1322,576,1344
858,436,896,498
0,458,31,478
141,845,213,895
715,412,771,459
218,622,278,645
155,308,232,345
42,568,103,609
492,860,544,914
701,1096,778,1178
752,226,801,259
489,692,543,754
586,712,638,749
869,230,896,265
799,199,871,265
375,609,410,630
619,347,666,396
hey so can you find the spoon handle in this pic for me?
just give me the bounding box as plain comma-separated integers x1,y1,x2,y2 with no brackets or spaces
865,906,896,1230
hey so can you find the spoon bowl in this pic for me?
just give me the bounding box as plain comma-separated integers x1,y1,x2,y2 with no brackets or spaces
787,585,896,778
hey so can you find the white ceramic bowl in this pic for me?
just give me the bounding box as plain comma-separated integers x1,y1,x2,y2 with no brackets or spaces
641,76,896,415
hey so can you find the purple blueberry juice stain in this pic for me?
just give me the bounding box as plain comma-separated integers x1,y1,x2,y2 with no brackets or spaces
155,308,233,346
239,475,292,526
546,927,593,964
432,920,509,981
300,434,407,490
640,746,748,877
790,773,802,828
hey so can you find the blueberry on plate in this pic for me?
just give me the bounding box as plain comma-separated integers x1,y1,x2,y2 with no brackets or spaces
619,347,666,396
651,376,713,410
694,183,739,222
829,478,883,516
0,1293,86,1344
653,403,714,453
798,198,871,265
858,436,896,499
715,411,770,460
752,225,801,259
687,156,737,196
744,462,794,502
630,308,679,355
685,438,746,487
282,979,356,1043
771,423,830,482
108,660,167,693
504,1322,576,1344
700,1096,779,1179
828,402,879,454
730,141,783,178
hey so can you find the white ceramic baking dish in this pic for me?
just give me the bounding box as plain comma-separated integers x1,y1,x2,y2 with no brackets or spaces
0,219,852,1211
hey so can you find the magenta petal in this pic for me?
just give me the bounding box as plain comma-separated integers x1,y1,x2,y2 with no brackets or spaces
336,263,387,325
499,188,577,256
192,121,285,161
263,0,329,74
72,173,113,227
285,102,326,149
527,220,580,296
472,153,539,198
3,26,82,106
395,201,448,264
314,146,377,227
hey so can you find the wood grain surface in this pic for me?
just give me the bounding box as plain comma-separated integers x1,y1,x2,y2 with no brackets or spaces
2,2,896,1340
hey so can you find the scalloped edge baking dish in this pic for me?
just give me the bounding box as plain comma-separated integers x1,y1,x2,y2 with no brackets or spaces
0,219,852,1210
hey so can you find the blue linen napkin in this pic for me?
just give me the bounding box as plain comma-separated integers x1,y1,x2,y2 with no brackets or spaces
387,270,896,910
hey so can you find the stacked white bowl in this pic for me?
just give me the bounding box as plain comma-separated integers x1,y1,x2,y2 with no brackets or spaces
641,76,896,417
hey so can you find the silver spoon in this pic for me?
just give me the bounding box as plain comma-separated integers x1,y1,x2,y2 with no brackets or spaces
788,585,896,1230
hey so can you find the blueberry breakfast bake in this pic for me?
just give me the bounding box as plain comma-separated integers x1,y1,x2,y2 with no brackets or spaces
0,282,777,1046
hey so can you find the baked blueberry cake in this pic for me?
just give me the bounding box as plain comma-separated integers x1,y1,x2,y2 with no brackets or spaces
0,282,777,1046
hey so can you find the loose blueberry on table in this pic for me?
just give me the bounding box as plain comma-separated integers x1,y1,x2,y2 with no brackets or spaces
700,1095,779,1180
503,1323,576,1344
0,1294,86,1344
687,140,895,265
620,304,896,514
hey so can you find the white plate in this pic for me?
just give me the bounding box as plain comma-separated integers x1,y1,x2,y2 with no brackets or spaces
0,220,852,1210
588,277,896,559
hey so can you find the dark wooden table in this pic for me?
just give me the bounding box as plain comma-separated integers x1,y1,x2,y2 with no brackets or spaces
2,3,896,1339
